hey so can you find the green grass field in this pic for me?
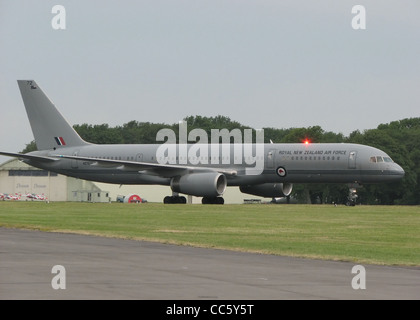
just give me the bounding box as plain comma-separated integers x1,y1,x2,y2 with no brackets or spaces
0,202,419,266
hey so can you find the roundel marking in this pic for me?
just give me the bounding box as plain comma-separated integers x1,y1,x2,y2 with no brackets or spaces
276,166,287,177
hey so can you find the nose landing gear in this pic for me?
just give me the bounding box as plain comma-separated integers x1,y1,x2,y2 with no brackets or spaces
346,188,358,206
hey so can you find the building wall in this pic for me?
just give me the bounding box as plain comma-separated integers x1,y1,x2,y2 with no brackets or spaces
0,172,68,201
0,160,67,201
0,159,109,202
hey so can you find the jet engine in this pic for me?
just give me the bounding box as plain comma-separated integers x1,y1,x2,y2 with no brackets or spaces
171,172,227,198
240,183,293,198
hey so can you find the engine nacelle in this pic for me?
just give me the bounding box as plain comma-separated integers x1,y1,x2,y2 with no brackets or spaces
240,183,293,198
171,172,227,198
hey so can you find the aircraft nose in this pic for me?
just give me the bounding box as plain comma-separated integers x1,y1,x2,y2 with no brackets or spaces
393,163,405,179
397,164,405,177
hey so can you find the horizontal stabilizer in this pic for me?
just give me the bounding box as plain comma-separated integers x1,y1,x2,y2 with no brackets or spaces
0,151,58,162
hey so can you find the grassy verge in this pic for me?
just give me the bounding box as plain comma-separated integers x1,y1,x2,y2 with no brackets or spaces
0,202,419,266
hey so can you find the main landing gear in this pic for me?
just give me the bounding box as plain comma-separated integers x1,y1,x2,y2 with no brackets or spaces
163,195,187,204
201,197,224,204
163,195,225,204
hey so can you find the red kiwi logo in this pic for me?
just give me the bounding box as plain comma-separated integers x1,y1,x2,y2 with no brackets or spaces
276,166,287,177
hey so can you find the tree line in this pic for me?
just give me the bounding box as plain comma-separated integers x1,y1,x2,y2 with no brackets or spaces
22,116,420,205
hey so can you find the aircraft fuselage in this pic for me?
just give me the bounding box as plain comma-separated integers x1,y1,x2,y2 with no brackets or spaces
25,142,405,186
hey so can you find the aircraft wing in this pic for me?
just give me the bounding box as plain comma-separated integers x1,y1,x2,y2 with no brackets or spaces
0,151,59,162
56,154,238,177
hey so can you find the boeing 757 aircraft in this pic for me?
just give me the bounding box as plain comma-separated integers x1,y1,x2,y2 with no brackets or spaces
0,80,405,204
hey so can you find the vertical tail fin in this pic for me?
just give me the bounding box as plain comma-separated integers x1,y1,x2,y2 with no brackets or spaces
17,80,89,150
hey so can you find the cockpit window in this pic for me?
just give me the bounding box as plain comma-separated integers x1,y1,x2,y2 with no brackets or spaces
370,156,394,163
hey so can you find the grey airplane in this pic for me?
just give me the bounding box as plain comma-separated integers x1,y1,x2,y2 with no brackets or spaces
0,80,405,204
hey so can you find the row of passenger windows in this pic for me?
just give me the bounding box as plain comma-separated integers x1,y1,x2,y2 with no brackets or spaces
86,155,344,162
370,156,393,163
158,156,264,161
87,156,266,162
291,156,341,161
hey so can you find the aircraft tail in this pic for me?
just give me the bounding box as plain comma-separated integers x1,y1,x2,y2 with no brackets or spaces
17,80,89,150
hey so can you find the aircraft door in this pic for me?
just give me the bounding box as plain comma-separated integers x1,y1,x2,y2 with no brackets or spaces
71,150,79,169
348,151,357,169
267,149,275,169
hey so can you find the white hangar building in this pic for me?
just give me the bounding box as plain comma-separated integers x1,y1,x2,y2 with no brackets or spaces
0,158,110,202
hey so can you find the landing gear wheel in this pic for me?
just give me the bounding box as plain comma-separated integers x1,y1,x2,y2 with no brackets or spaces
163,196,187,204
202,197,224,204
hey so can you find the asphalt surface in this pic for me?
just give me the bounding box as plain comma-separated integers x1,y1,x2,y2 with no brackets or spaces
1,227,419,300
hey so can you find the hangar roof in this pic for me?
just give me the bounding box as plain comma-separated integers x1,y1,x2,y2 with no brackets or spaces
0,158,37,171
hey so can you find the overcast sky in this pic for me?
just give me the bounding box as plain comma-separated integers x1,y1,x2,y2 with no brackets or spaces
1,0,419,163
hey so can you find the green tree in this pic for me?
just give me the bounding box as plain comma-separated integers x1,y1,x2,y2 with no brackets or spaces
21,140,37,153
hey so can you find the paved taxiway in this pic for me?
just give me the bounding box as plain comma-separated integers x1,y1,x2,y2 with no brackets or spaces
1,227,419,299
